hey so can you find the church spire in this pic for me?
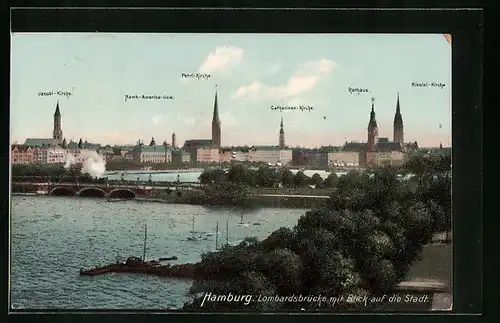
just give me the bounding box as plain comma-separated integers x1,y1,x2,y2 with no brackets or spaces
212,84,220,123
279,117,285,148
394,92,403,125
54,100,61,116
211,84,221,147
52,100,63,142
393,93,404,144
368,97,378,129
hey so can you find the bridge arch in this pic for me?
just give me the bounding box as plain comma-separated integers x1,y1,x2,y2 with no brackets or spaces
50,186,77,196
78,187,107,198
108,188,136,199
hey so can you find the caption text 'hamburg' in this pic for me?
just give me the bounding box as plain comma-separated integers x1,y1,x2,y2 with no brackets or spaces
200,292,430,307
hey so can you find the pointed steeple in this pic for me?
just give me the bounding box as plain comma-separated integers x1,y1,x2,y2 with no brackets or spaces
278,117,285,148
149,137,156,146
368,97,378,128
54,100,61,116
211,84,222,148
393,92,403,125
212,84,220,123
78,138,83,148
393,93,404,144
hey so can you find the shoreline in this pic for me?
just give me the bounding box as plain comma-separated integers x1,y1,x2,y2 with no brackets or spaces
105,168,205,175
11,193,328,209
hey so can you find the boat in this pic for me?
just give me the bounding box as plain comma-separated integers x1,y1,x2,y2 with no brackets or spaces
187,215,201,241
80,223,163,276
158,256,178,261
215,221,220,250
216,219,230,251
225,219,229,247
236,214,250,227
79,222,179,277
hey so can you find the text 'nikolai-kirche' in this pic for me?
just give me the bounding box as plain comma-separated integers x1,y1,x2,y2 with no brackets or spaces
181,73,212,80
38,90,73,98
411,82,446,89
124,94,175,102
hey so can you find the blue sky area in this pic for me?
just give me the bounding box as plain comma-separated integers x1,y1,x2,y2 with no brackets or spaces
11,33,451,148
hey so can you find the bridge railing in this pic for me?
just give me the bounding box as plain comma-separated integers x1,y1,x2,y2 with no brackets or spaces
11,176,202,187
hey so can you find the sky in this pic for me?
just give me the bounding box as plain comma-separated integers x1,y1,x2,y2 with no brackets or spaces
10,33,451,148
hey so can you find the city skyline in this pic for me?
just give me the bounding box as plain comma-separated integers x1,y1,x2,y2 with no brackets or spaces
11,33,452,148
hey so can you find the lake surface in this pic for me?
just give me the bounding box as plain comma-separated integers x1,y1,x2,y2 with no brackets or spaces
103,169,347,183
10,196,307,310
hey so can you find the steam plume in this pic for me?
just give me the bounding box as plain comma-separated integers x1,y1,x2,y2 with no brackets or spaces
64,150,107,178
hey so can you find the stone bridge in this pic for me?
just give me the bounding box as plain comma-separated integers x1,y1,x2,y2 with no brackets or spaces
49,183,141,198
14,182,204,199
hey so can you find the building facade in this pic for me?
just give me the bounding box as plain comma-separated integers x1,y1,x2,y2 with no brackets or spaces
230,147,250,162
342,96,408,167
134,145,172,163
327,151,360,166
292,148,313,166
183,139,213,165
11,145,34,164
172,149,191,166
311,150,328,169
219,148,233,163
197,147,220,164
46,147,67,164
248,146,293,165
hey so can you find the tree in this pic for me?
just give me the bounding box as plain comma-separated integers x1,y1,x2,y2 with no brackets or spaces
180,163,450,310
322,172,338,188
293,171,310,187
280,168,295,187
311,173,324,187
227,164,256,186
256,166,279,187
199,169,227,185
202,181,253,207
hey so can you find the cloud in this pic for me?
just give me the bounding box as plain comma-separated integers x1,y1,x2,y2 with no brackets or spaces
152,115,163,125
199,46,244,75
231,58,337,101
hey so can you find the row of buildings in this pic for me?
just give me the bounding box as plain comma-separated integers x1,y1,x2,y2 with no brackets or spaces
13,90,436,168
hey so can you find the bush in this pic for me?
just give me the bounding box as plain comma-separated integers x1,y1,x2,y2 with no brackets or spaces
183,161,451,310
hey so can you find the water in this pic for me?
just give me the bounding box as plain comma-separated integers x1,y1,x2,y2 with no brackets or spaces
103,169,347,182
10,196,306,310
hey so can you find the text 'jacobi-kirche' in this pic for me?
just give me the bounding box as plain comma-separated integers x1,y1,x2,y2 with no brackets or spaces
38,90,73,98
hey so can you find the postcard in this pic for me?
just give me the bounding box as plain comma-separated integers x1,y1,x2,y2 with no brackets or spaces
10,33,452,312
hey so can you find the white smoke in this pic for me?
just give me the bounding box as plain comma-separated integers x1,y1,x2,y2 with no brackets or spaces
64,153,76,169
81,150,107,178
64,150,107,178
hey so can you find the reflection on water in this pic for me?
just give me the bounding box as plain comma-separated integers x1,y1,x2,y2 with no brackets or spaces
11,196,306,309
